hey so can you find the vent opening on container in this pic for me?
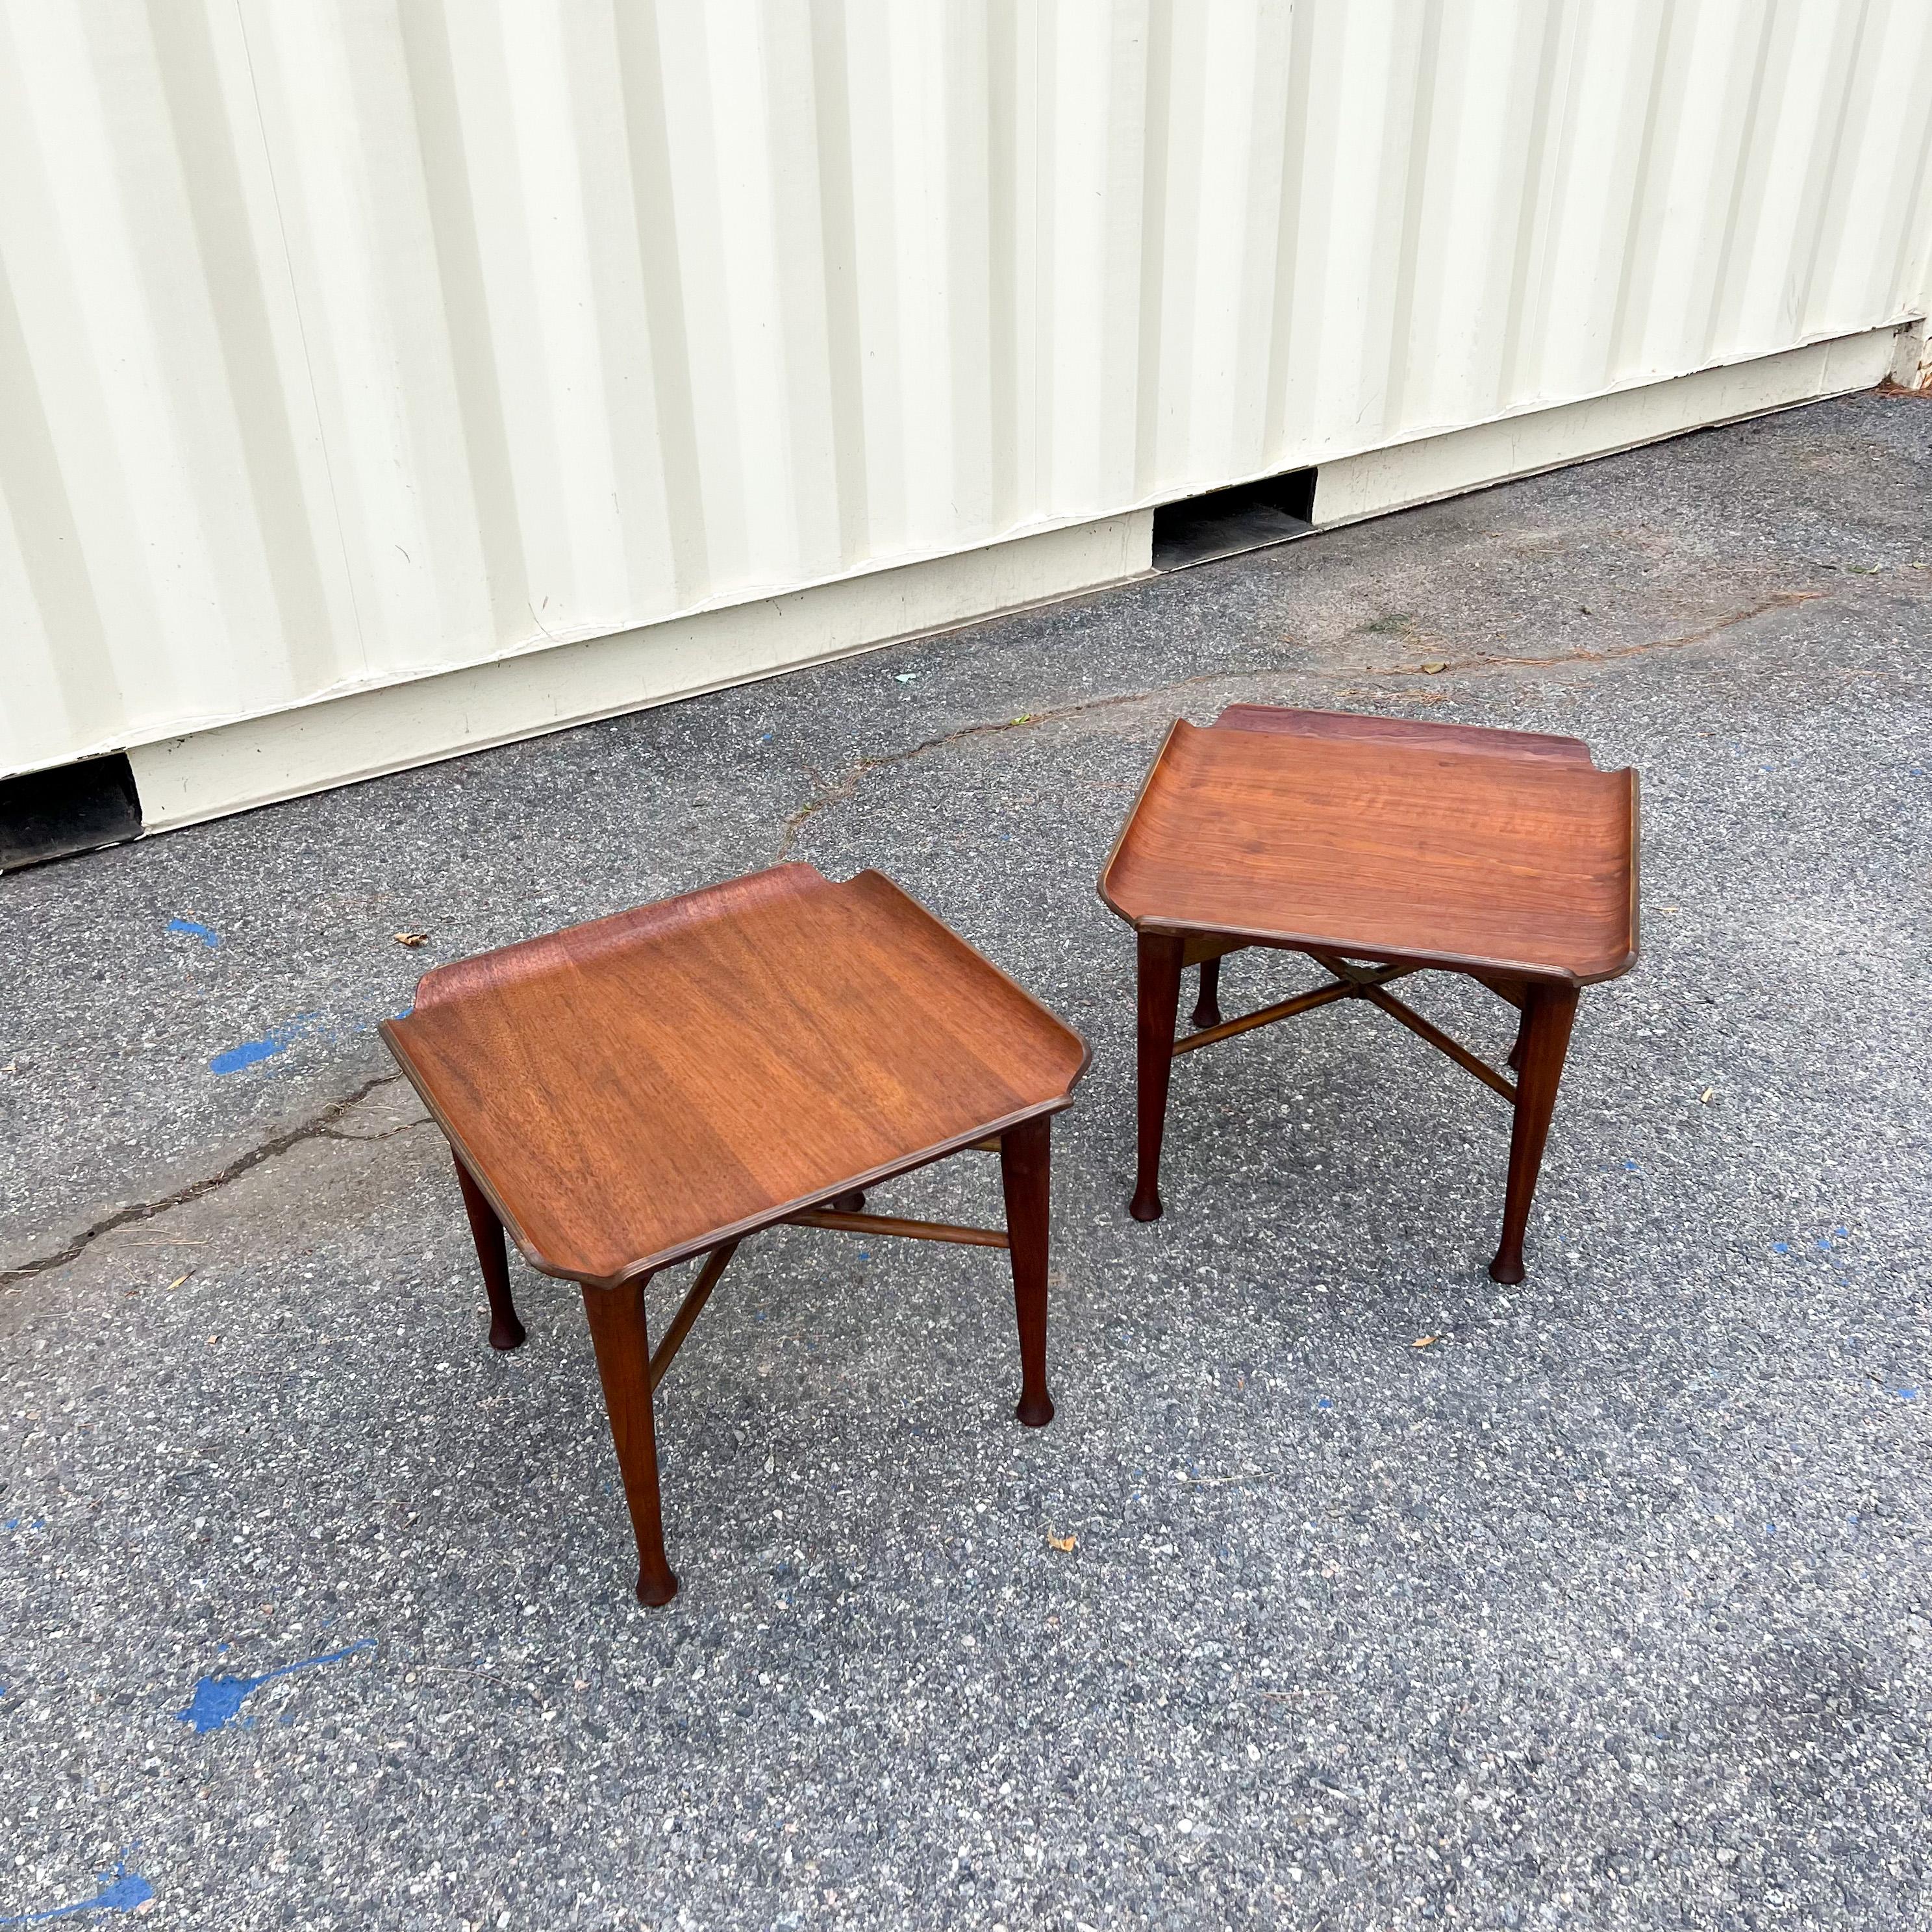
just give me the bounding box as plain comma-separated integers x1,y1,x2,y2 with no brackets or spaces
0,753,143,872
1152,467,1318,571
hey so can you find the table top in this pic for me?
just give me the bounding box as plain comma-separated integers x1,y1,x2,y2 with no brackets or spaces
381,865,1089,1286
1099,706,1638,984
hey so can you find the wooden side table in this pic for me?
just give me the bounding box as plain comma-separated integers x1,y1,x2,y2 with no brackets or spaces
380,864,1088,1606
1099,706,1638,1283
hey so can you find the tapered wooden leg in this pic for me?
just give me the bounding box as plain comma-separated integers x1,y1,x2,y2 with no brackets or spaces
1488,985,1579,1285
453,1157,525,1351
582,1277,678,1606
1131,933,1186,1222
1190,955,1223,1030
999,1116,1055,1427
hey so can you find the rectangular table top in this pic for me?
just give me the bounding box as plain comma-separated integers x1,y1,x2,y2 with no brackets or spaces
382,865,1088,1286
1099,711,1638,984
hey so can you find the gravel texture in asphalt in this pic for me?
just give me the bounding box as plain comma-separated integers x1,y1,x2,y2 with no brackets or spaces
2,391,1929,1929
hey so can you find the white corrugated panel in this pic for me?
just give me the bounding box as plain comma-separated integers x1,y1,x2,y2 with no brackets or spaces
4,0,1931,780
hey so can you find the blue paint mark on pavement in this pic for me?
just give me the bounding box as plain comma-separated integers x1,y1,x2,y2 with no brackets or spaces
207,1010,326,1075
167,918,220,947
208,1035,287,1075
177,1638,375,1733
0,1854,153,1924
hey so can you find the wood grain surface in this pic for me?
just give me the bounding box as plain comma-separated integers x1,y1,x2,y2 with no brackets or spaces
1099,713,1637,984
382,864,1089,1286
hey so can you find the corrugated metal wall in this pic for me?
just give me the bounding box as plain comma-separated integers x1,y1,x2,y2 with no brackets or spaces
4,0,1931,781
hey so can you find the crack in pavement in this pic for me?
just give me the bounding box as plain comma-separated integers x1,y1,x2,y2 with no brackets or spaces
775,585,1835,860
1358,588,1827,679
322,1118,426,1148
772,666,1280,862
0,1073,414,1290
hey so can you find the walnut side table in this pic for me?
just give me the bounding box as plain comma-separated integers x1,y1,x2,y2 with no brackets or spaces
1099,706,1638,1283
381,864,1089,1606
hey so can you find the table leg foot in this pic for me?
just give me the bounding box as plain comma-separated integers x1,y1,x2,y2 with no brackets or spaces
634,1564,679,1608
1507,1003,1533,1075
1190,955,1223,1030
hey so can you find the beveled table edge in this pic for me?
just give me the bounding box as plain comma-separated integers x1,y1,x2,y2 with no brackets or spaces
379,864,1092,1290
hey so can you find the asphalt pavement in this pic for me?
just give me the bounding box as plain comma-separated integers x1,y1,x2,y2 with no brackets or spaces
2,390,1929,1930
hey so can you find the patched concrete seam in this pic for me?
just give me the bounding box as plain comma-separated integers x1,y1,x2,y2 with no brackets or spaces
1359,588,1829,679
776,583,1842,862
772,666,1283,862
